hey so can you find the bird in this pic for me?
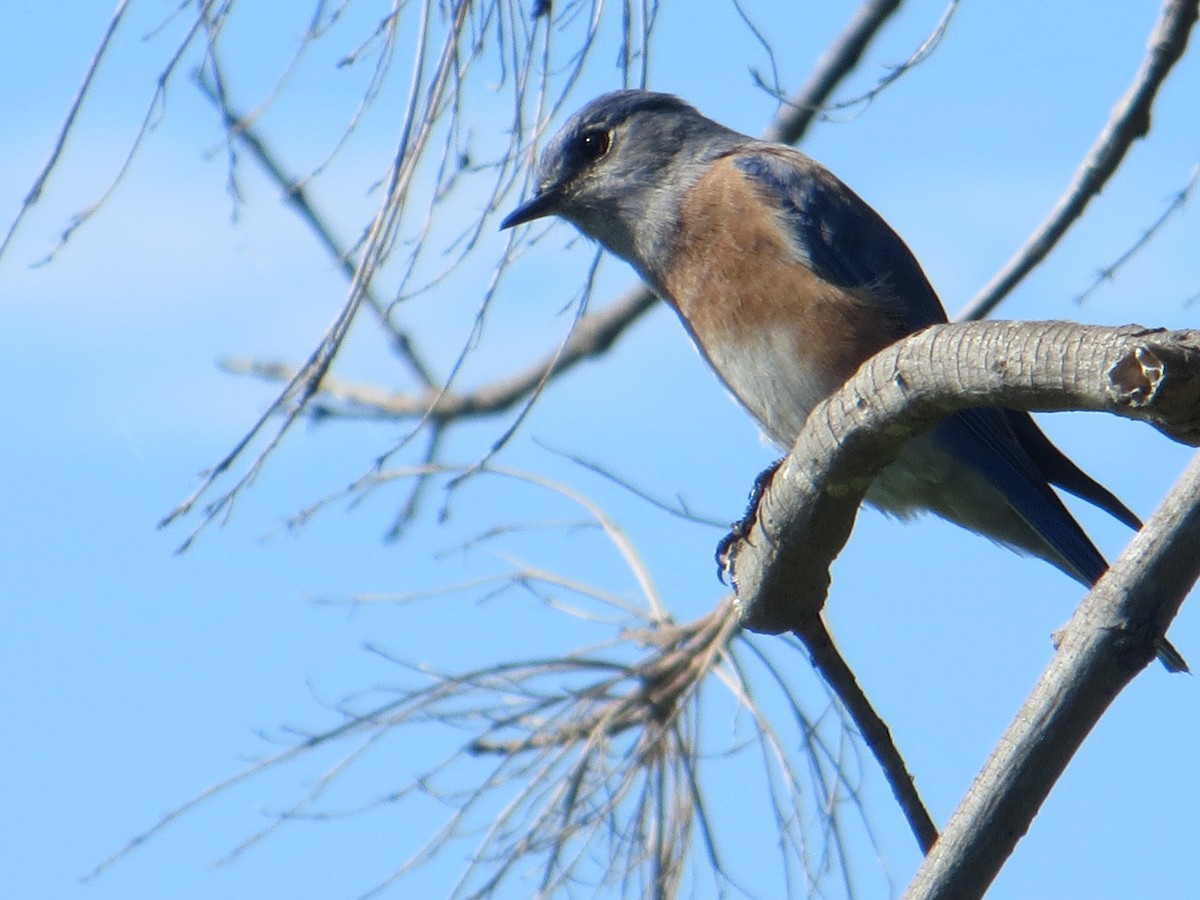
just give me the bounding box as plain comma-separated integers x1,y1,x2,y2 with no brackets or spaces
501,89,1185,672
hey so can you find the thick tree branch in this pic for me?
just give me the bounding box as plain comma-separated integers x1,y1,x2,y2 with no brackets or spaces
722,320,1200,891
904,448,1200,898
956,0,1199,321
730,321,1200,632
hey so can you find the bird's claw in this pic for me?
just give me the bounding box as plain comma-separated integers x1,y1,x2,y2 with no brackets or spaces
716,458,783,587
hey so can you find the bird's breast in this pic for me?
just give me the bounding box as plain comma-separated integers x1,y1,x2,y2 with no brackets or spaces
660,157,899,446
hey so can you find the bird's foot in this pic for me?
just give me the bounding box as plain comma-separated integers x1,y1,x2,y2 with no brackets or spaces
717,459,782,586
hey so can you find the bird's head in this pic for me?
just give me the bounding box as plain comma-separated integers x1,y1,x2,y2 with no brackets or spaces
502,90,742,275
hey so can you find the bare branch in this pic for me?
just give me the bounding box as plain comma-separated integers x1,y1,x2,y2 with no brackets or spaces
195,72,438,389
93,461,879,896
956,0,1200,321
0,0,132,264
762,0,904,144
717,319,1200,876
2,1,226,268
1075,160,1200,304
793,617,938,855
729,321,1200,634
761,0,960,124
160,0,478,545
904,448,1200,898
219,280,657,421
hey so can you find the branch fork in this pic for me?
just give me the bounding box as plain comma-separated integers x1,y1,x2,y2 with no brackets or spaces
721,319,1200,896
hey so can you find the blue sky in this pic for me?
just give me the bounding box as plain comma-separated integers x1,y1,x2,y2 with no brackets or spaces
5,2,1200,898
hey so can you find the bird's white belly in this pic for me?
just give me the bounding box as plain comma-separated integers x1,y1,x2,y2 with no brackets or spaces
701,326,838,446
701,331,1067,572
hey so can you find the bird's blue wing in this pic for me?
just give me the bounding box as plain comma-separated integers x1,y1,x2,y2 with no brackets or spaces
932,411,1109,584
734,148,1135,584
1001,409,1141,530
733,152,947,330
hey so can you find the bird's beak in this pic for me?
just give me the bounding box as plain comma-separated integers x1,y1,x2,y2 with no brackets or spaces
500,187,562,229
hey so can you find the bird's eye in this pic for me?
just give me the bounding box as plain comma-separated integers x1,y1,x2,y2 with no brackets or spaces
575,128,610,163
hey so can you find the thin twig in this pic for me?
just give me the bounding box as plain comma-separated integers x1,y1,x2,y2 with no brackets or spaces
161,0,475,546
195,72,438,388
0,0,132,263
760,0,958,128
1075,161,1200,304
763,0,904,144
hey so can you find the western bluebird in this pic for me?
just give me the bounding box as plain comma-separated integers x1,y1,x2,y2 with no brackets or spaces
502,90,1184,671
